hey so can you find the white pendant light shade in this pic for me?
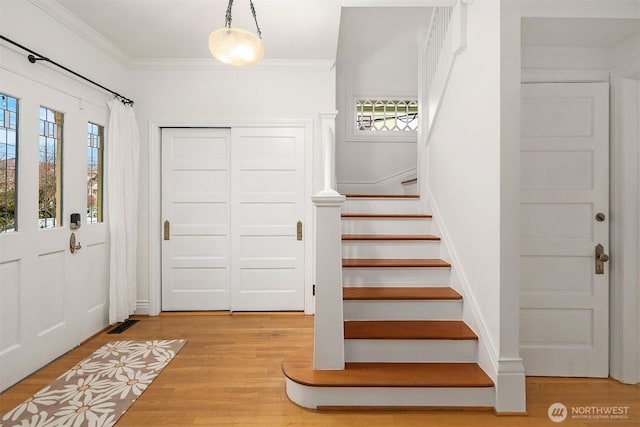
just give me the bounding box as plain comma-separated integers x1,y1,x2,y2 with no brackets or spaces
209,27,264,67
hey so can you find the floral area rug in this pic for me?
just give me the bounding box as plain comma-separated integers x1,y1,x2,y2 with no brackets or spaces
1,339,186,427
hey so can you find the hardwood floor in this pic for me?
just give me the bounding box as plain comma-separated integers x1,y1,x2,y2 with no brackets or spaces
1,314,638,426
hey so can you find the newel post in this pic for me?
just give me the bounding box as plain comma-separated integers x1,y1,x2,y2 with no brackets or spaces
312,110,345,370
312,193,345,370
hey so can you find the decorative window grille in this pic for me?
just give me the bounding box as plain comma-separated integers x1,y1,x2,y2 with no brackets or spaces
356,99,418,132
0,93,18,233
39,106,63,229
87,123,104,224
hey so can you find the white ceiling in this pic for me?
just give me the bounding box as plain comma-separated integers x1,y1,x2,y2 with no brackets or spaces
55,0,344,61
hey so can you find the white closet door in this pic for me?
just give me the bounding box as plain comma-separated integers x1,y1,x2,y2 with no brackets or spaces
230,127,305,311
520,82,609,377
161,128,231,311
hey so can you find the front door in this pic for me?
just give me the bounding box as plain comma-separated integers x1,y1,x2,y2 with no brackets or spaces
0,74,110,391
519,82,609,377
161,127,305,311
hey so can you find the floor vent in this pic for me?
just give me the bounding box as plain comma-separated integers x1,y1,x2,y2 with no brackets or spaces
107,319,139,334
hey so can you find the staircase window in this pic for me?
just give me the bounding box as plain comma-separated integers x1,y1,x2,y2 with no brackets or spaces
356,99,418,132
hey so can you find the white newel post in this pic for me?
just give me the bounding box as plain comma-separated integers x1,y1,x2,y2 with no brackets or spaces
313,111,345,370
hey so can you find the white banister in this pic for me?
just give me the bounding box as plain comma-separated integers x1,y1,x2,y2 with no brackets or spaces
313,110,345,370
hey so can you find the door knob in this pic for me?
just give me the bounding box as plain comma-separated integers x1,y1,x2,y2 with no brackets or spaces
595,244,609,275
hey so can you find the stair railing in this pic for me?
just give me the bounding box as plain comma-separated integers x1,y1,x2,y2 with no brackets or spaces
312,111,345,370
418,0,470,146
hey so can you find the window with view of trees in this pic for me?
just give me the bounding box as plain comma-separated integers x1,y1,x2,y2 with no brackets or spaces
39,106,63,229
87,122,103,224
0,94,18,234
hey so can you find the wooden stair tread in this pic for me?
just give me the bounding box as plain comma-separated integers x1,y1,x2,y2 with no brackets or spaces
342,234,440,241
344,320,477,340
341,213,432,219
343,287,461,301
345,194,420,199
343,258,451,268
282,348,493,388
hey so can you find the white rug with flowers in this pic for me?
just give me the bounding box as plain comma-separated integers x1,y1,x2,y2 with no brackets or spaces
1,339,186,427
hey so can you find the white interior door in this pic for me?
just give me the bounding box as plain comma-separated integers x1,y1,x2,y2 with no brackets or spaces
0,72,110,391
230,128,305,311
161,128,231,311
519,82,609,377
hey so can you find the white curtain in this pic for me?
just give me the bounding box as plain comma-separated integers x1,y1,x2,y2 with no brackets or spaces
106,99,140,324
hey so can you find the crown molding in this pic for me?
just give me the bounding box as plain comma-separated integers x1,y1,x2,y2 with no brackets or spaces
129,58,336,72
28,0,133,66
342,0,454,7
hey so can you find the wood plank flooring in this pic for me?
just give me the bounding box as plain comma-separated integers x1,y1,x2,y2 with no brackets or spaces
1,314,638,426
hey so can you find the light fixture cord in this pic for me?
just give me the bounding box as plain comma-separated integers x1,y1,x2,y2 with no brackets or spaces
249,0,262,39
224,0,234,29
224,0,261,38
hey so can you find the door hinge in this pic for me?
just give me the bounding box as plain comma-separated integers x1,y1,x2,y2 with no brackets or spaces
312,284,316,296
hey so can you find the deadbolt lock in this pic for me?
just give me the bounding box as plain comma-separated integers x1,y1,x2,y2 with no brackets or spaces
595,212,606,222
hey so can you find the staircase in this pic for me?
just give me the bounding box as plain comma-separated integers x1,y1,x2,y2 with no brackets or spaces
283,194,494,409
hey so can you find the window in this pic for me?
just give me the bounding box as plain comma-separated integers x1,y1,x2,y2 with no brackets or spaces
87,122,104,224
355,99,418,132
39,106,63,229
0,93,18,233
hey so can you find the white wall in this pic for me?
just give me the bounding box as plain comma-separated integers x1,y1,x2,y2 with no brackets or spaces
425,0,502,360
335,7,431,194
130,64,336,310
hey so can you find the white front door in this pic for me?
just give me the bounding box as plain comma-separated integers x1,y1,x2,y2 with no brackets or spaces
519,82,609,377
161,127,305,311
0,73,110,391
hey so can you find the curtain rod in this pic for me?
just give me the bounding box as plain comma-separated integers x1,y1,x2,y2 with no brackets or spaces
0,34,134,106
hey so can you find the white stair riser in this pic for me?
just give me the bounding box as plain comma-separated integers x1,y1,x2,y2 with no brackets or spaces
285,379,495,409
342,267,450,287
345,339,477,363
343,199,421,215
342,218,432,235
342,240,440,259
343,300,462,321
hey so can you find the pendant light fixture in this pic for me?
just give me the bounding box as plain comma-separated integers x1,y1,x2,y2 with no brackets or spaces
208,0,264,67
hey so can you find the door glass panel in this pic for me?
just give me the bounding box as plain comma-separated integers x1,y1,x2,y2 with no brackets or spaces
87,122,103,224
0,93,18,233
39,106,63,229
